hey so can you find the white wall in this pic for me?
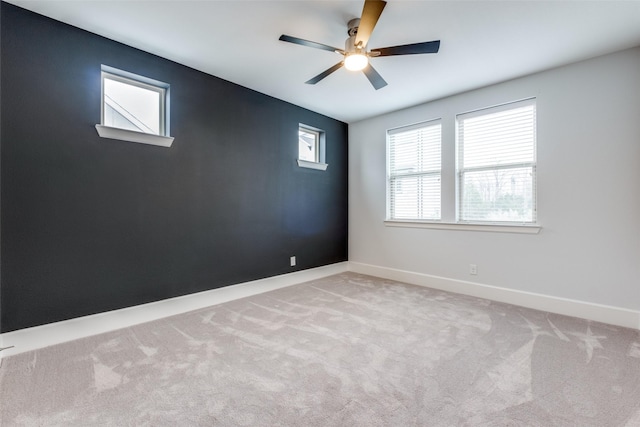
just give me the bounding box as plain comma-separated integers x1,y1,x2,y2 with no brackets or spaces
349,47,640,319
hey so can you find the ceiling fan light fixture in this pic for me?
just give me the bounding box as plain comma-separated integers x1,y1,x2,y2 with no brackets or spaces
344,53,368,71
278,0,439,89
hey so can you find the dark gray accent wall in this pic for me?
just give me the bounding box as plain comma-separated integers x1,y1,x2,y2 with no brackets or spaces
0,3,348,332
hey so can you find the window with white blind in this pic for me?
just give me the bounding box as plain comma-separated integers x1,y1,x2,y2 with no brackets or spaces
387,120,442,220
457,98,536,224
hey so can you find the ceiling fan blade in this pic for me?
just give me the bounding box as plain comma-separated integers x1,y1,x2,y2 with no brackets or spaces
279,35,342,54
355,0,387,48
362,64,387,90
371,40,441,57
305,62,344,85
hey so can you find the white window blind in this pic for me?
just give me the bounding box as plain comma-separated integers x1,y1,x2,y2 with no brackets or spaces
457,98,536,223
388,120,442,220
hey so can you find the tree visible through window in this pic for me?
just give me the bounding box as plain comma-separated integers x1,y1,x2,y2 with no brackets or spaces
457,99,536,223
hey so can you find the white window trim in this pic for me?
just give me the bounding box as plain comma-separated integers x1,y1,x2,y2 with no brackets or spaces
95,125,174,147
298,124,328,171
96,65,174,148
384,98,541,234
384,220,541,234
297,159,328,170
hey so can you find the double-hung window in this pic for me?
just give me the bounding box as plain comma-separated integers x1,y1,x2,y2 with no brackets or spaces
387,120,442,220
456,99,537,223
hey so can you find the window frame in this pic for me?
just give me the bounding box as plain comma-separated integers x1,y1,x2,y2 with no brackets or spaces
384,98,541,234
455,98,537,225
297,124,328,171
298,126,320,163
95,65,174,147
386,119,442,221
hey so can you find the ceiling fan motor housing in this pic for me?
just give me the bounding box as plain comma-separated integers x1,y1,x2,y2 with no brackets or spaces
345,36,365,55
345,19,367,54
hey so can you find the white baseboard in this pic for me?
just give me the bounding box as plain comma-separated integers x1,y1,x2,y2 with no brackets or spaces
348,261,640,330
3,260,636,362
0,262,349,358
0,333,4,367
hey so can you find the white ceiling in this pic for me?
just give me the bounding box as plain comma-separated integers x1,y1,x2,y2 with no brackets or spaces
7,0,640,123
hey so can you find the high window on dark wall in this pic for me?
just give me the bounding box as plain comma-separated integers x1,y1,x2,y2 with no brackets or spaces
95,65,174,147
299,127,320,163
297,124,328,171
103,72,165,135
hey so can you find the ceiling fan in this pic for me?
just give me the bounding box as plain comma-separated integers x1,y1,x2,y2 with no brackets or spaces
279,0,440,90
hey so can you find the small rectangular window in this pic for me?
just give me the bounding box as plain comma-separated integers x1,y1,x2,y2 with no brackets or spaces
297,124,327,170
299,127,320,163
387,120,442,220
101,66,169,137
457,98,537,224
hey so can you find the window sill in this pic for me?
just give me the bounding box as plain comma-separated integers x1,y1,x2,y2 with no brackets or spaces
384,220,541,234
297,159,328,171
95,125,174,147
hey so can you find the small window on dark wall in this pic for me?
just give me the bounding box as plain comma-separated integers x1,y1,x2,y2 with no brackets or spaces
299,127,319,162
297,124,328,170
103,73,164,135
95,65,174,147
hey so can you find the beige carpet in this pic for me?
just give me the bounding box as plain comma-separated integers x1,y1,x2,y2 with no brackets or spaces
1,272,639,426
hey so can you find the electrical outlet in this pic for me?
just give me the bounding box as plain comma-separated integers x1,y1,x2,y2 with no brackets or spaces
469,264,477,275
290,256,296,267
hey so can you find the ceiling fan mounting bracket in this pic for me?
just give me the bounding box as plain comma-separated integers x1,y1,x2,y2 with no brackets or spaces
347,18,360,37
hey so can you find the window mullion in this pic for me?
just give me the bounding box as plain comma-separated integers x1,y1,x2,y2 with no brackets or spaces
460,161,535,174
390,170,441,179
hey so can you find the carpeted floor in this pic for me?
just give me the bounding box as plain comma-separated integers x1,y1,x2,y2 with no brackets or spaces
1,272,639,426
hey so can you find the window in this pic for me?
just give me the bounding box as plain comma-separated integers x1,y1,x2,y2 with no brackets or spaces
95,65,174,147
297,124,328,170
384,98,540,233
457,99,536,223
387,120,442,220
299,127,319,162
103,73,164,135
